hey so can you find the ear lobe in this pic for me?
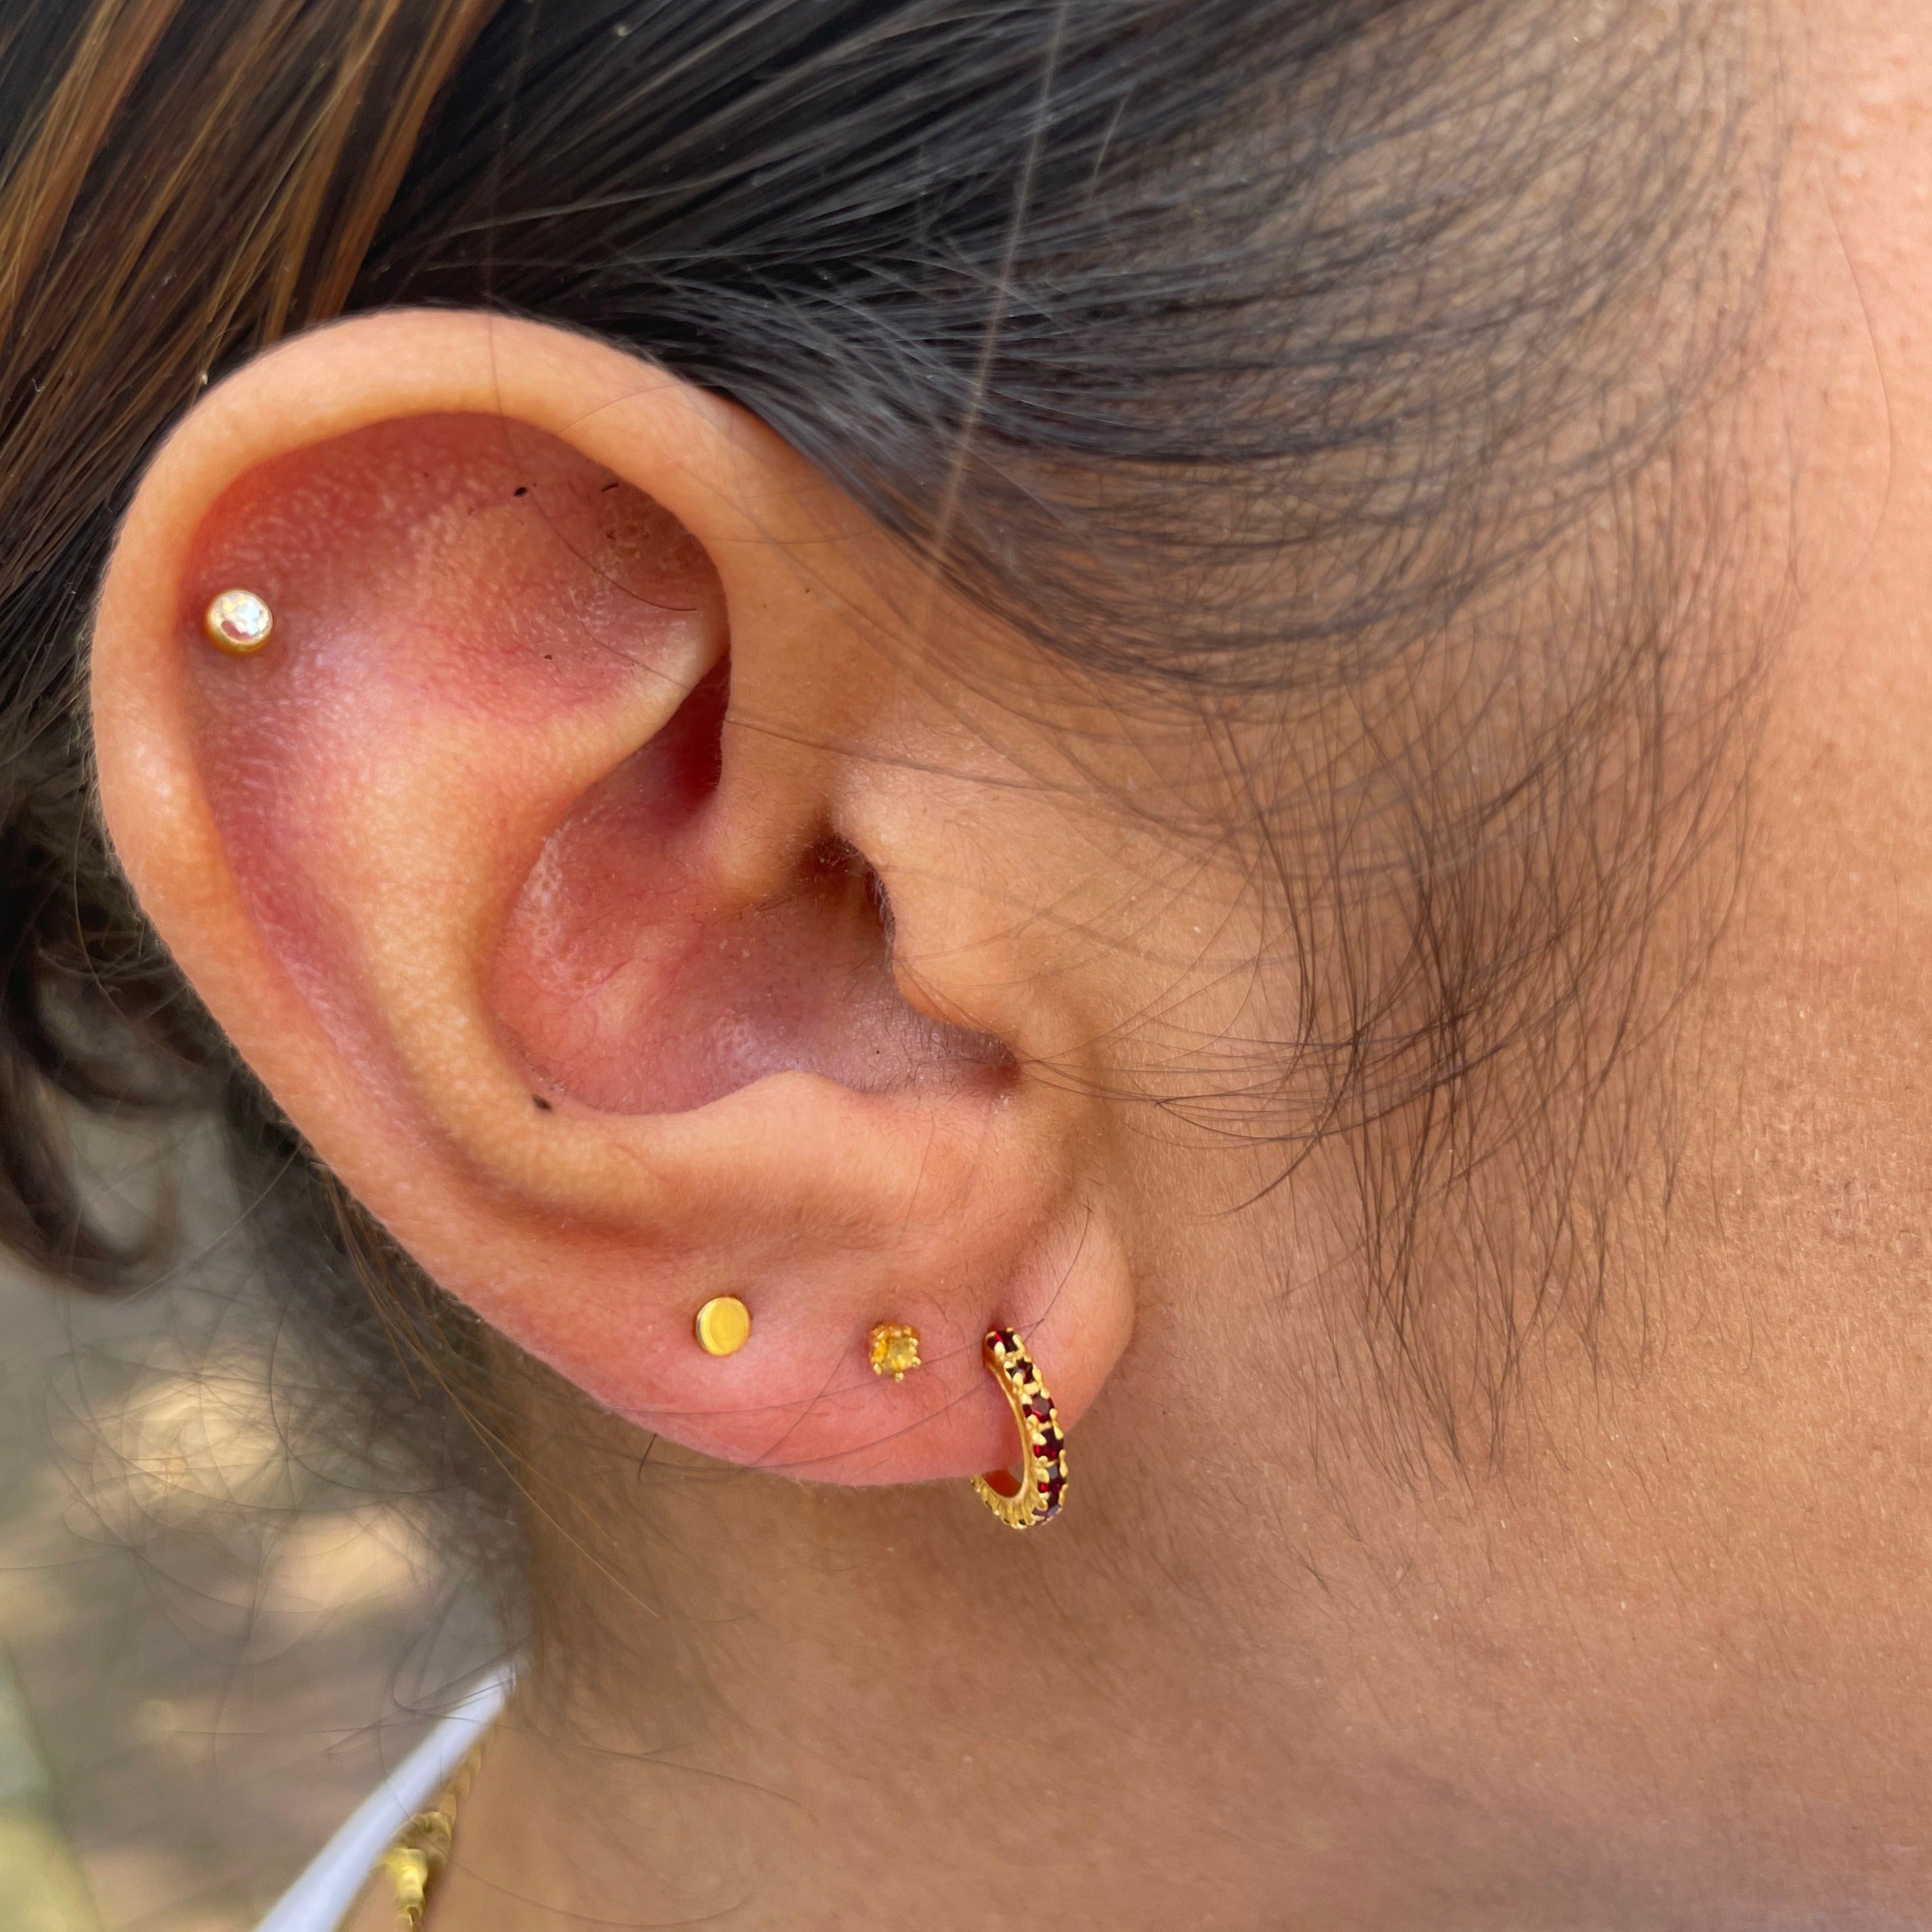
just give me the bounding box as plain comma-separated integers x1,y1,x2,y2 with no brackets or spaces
92,311,1134,1492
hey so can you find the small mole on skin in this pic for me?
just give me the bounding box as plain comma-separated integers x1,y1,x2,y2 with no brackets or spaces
532,1094,553,1112
513,486,528,497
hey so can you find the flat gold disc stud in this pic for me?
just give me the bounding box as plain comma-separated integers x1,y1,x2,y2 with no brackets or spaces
693,1294,753,1357
867,1320,922,1381
971,1327,1067,1529
203,588,274,655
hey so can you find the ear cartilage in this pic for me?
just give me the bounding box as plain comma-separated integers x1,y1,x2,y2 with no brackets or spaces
693,1294,753,1357
202,588,274,655
971,1327,1067,1529
867,1320,922,1381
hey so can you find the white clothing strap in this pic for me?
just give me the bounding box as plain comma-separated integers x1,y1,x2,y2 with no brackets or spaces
254,1666,514,1932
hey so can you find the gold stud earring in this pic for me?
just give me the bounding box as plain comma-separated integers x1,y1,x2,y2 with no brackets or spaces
867,1320,922,1381
971,1327,1067,1529
203,588,274,655
693,1295,752,1357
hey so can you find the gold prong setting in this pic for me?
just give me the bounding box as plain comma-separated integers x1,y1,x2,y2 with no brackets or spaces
867,1320,922,1381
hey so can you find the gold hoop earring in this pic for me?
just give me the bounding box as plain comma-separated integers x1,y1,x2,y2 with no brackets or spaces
971,1327,1067,1529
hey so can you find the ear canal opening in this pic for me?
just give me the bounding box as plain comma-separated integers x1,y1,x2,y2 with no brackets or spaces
493,659,1010,1116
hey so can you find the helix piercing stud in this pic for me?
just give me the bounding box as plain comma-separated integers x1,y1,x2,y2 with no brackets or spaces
971,1327,1067,1529
867,1321,922,1381
203,588,274,655
693,1295,752,1357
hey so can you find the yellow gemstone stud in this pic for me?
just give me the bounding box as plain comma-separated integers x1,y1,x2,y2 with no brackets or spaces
202,588,274,655
867,1320,922,1381
693,1295,752,1357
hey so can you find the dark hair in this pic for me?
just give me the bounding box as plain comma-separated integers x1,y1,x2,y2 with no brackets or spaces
0,0,1767,1551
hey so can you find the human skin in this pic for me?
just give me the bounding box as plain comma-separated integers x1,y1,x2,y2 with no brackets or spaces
94,1,1932,1926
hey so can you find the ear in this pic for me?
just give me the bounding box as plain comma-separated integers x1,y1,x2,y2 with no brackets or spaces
90,311,1132,1487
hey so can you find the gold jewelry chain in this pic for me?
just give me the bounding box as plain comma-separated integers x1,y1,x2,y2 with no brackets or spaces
378,1739,485,1931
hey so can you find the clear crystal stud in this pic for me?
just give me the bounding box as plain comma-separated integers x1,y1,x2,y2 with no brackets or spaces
202,588,274,655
